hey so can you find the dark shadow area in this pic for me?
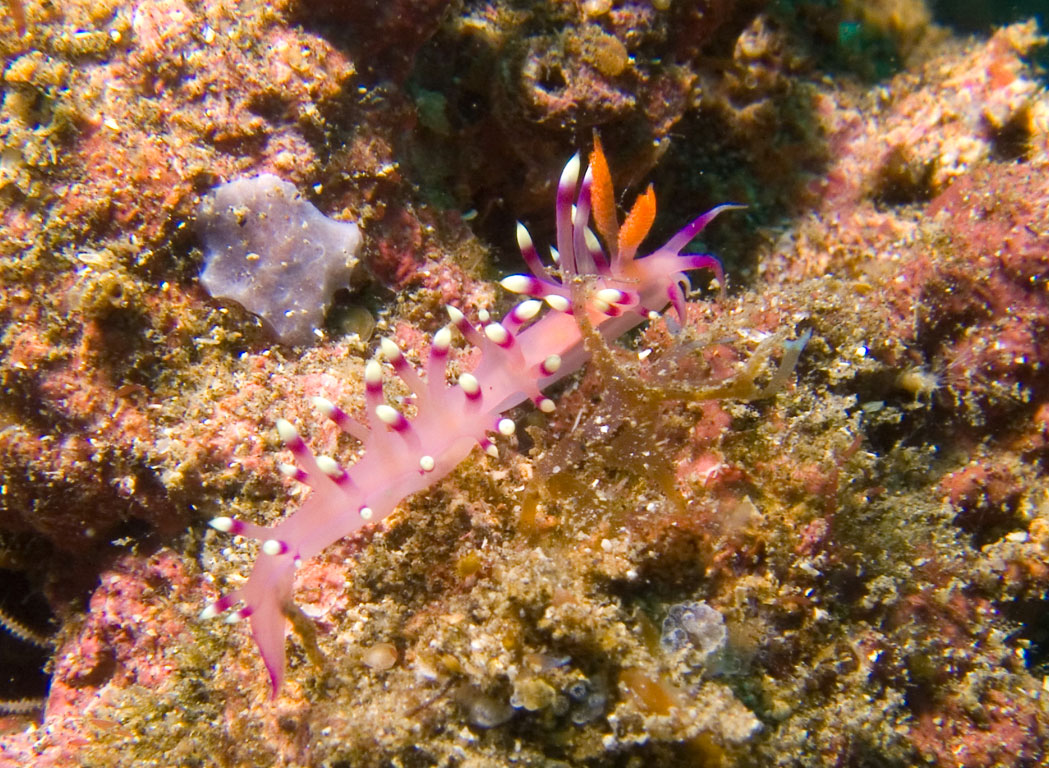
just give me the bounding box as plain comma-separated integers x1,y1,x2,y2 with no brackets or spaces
0,568,53,707
1004,595,1049,674
932,0,1045,32
931,0,1048,77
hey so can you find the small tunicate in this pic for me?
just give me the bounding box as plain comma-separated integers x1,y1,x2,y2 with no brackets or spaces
361,642,398,670
662,626,688,652
570,687,607,724
566,679,590,701
510,677,557,711
660,601,727,658
456,686,514,728
469,696,513,728
197,174,362,345
564,676,607,724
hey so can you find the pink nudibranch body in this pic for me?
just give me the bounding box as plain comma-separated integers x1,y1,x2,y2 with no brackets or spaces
202,141,737,695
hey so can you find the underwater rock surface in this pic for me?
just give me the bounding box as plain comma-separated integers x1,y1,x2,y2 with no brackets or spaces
1,0,1049,766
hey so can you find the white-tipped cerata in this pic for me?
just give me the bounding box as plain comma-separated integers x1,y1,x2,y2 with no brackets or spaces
275,418,298,444
484,322,510,346
446,305,465,325
315,455,342,478
584,227,601,254
459,372,481,397
597,288,627,305
365,359,383,386
432,326,452,353
497,418,516,436
419,455,435,472
380,337,403,363
541,354,562,375
500,274,534,294
539,397,556,413
200,603,220,620
560,152,581,191
514,299,542,321
485,443,499,458
375,404,401,426
209,516,234,533
312,396,336,418
516,222,533,251
262,539,286,556
544,294,570,312
359,506,373,521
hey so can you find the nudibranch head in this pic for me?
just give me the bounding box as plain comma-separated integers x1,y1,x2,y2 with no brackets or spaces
505,137,740,326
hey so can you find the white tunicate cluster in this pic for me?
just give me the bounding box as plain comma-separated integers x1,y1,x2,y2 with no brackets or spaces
197,174,362,345
660,600,727,658
566,677,607,725
456,686,515,729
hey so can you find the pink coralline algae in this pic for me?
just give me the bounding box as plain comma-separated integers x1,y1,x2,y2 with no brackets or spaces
2,551,200,767
197,175,363,346
202,141,739,694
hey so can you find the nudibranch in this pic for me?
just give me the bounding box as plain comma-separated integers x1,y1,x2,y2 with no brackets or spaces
202,139,741,695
